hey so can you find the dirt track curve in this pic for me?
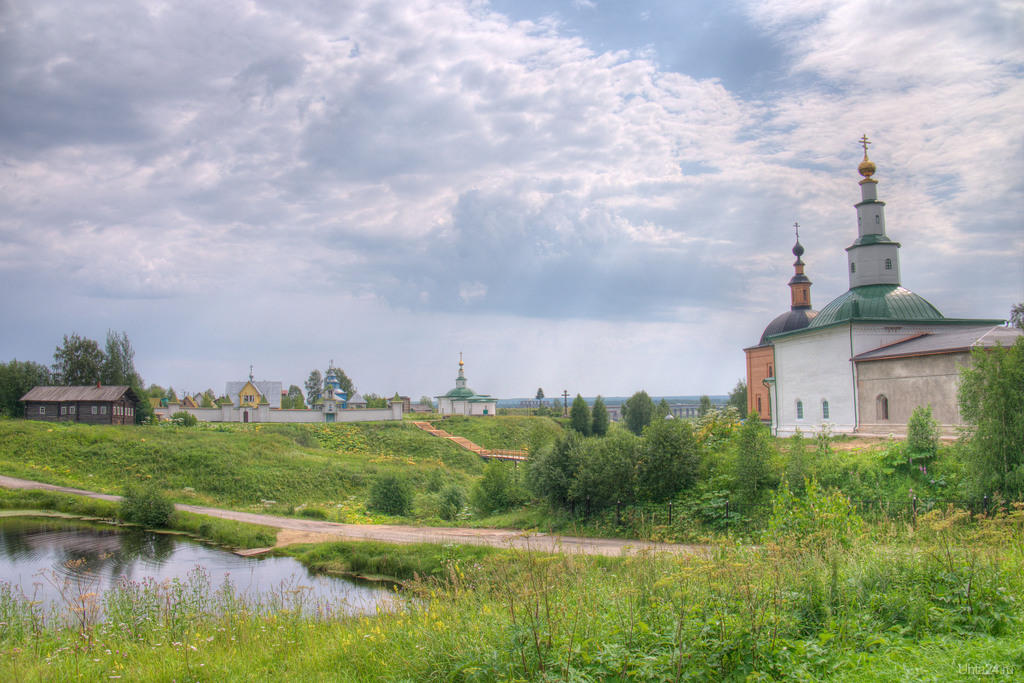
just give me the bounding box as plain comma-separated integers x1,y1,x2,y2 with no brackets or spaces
0,475,703,557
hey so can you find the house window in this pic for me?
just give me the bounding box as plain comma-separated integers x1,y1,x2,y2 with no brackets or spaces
91,406,98,415
877,395,889,421
39,406,45,415
101,406,107,415
61,406,67,415
70,405,76,415
885,258,892,270
822,400,830,419
796,400,804,420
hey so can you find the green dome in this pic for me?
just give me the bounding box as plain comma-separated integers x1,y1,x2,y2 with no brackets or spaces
443,387,477,399
809,284,944,328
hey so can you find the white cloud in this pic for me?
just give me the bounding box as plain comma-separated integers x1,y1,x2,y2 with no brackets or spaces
0,0,1020,396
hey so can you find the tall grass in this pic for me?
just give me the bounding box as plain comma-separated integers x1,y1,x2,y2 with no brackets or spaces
0,522,1019,680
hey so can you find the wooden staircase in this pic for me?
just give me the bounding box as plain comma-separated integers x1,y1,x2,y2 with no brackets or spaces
411,421,528,461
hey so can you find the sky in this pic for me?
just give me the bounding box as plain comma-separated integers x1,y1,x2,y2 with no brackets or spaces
1,0,1022,401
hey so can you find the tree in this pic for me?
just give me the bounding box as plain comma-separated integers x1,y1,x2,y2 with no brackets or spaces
727,379,748,419
591,395,610,436
734,411,775,501
100,330,142,386
364,393,388,408
570,430,640,509
536,388,545,400
305,370,323,403
99,329,149,422
0,359,52,417
638,418,700,502
957,336,1024,498
1010,302,1023,329
656,398,671,419
147,384,166,399
52,333,104,385
419,395,435,411
327,363,355,396
527,431,583,509
698,394,713,418
282,385,305,409
621,390,654,436
569,394,591,435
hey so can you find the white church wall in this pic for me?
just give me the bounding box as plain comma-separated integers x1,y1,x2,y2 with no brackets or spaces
773,326,856,436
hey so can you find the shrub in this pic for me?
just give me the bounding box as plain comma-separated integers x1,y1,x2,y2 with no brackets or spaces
471,460,526,516
767,478,864,550
906,404,940,457
368,473,413,516
438,483,467,521
118,483,175,528
169,410,198,427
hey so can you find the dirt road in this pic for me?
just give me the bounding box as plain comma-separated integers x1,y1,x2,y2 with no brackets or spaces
0,474,702,557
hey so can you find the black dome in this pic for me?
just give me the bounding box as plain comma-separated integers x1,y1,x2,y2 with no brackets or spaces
758,308,818,345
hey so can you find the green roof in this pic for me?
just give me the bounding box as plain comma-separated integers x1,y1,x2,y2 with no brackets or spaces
848,234,899,248
808,284,944,329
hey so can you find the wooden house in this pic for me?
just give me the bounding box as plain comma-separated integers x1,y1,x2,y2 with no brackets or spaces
20,384,141,425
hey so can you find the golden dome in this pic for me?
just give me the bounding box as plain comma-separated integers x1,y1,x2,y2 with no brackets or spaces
858,155,876,178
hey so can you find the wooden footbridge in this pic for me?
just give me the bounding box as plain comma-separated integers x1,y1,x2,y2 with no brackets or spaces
411,422,528,461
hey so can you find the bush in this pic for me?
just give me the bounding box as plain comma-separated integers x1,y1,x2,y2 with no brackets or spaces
471,460,526,516
438,483,467,521
170,410,198,427
118,483,175,528
906,404,940,457
368,473,413,516
767,478,864,550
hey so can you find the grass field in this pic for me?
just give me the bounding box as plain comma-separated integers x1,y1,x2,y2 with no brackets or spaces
0,518,1019,681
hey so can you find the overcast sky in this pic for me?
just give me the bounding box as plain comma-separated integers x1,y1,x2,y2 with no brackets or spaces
2,0,1022,401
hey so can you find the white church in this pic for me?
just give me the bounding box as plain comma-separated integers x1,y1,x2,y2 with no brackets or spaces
752,138,1018,437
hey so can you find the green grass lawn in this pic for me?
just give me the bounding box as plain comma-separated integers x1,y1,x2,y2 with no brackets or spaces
0,419,488,511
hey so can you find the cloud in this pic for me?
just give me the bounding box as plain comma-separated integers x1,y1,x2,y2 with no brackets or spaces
0,0,1020,396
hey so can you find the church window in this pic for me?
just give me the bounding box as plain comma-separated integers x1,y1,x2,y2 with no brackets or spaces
875,215,880,224
767,364,773,377
850,262,856,273
877,395,889,421
885,258,892,270
796,400,804,420
757,397,762,413
822,400,829,419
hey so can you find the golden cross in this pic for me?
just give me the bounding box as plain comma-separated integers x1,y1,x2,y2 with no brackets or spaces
793,222,800,240
859,134,871,156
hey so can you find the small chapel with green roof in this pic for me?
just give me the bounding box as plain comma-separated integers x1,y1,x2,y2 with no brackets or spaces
436,355,498,416
753,137,1017,437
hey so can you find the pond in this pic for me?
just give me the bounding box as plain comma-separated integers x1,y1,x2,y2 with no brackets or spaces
0,515,398,621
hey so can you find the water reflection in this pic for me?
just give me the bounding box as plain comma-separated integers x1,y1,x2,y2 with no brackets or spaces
0,516,396,618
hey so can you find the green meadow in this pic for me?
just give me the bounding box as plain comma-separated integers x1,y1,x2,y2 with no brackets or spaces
0,415,1021,680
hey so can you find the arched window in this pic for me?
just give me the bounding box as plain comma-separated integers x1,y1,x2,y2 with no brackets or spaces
875,215,881,224
885,258,892,270
757,397,762,413
796,400,804,420
822,400,830,419
877,395,889,420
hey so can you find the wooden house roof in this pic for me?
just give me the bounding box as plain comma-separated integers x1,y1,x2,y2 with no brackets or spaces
20,385,140,403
